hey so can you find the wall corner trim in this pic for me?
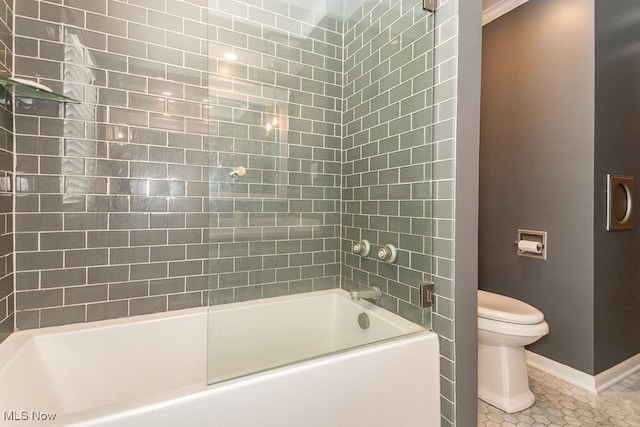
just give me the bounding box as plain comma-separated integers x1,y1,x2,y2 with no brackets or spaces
526,350,640,394
482,0,530,26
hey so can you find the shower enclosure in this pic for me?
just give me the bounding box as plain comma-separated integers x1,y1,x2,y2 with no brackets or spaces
206,0,436,384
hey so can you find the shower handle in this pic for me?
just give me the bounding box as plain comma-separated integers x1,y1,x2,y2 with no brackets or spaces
353,240,371,256
378,244,398,263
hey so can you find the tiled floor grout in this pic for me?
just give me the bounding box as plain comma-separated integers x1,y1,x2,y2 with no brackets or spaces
478,367,640,426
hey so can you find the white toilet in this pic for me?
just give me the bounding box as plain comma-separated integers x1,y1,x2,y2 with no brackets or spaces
477,290,549,413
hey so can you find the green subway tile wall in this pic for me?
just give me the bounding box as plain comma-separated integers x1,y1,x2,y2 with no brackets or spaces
14,0,211,328
0,0,13,345
431,0,459,424
207,0,343,302
341,0,435,325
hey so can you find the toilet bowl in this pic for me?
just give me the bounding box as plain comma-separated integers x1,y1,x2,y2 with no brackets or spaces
477,290,549,413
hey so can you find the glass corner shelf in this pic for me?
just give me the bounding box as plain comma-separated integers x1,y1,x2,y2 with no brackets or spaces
0,75,79,103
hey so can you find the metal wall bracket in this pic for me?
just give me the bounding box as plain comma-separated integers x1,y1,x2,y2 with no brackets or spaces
420,282,434,308
423,0,436,12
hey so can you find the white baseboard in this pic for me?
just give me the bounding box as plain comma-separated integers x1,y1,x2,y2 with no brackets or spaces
595,352,640,393
525,351,640,394
482,0,530,26
525,350,597,393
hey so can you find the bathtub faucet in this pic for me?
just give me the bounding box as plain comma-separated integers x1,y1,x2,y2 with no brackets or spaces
350,286,382,302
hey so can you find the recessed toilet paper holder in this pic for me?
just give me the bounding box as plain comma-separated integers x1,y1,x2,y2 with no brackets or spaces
607,174,635,231
515,229,547,260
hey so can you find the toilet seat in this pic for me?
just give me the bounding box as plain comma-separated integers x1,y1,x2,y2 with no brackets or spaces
478,316,549,338
478,290,544,325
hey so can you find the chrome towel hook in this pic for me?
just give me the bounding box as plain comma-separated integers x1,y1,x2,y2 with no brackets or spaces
230,166,247,178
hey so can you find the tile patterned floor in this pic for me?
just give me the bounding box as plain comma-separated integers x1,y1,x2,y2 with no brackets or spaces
478,367,640,426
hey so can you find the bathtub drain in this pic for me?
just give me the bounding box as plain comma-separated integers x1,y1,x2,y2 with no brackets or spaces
358,312,370,329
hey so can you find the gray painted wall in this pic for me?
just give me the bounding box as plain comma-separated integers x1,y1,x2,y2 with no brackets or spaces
455,0,481,424
593,0,640,373
0,0,13,345
480,0,596,374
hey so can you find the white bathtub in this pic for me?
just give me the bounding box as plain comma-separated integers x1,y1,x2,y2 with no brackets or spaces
0,289,440,426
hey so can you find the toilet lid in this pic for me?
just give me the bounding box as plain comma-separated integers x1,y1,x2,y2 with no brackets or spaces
478,290,544,324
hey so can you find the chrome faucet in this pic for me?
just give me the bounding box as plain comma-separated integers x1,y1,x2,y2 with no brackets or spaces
350,286,382,302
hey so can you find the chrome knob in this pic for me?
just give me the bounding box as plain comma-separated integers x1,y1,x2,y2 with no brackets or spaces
353,239,371,256
378,244,398,263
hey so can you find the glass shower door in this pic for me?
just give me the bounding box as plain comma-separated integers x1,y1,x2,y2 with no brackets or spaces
206,0,435,385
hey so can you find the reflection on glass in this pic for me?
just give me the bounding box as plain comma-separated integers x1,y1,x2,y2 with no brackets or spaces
208,0,436,385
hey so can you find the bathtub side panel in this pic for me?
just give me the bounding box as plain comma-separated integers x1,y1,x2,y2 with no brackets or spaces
0,309,208,418
37,313,207,414
84,332,441,427
0,341,64,412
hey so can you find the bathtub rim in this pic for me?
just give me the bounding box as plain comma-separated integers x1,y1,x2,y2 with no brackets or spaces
0,288,424,353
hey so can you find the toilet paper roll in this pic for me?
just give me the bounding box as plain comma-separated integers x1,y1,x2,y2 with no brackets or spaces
518,240,542,254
